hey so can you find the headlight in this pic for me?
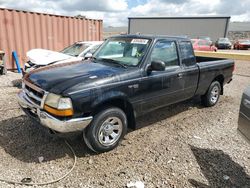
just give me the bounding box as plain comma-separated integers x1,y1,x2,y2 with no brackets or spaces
44,93,73,116
58,98,73,110
25,63,30,68
44,93,61,108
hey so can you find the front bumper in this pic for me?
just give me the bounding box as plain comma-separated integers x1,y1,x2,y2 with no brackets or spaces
239,44,250,49
217,44,231,49
17,90,93,133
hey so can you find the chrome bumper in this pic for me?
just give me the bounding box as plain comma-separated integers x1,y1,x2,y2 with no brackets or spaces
17,90,93,133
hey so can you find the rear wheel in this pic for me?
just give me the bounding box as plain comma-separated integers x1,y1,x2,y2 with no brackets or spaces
201,81,221,107
83,107,127,153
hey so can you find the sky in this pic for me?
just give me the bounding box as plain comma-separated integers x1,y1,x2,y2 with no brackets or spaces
0,0,250,27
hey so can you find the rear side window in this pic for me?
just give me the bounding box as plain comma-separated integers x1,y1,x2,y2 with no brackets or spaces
179,41,196,66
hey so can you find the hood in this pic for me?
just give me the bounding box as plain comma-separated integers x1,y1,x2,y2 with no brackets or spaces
25,60,125,94
27,49,77,65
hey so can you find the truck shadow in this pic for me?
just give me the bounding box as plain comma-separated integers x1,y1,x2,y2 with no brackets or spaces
0,97,205,163
189,145,250,188
0,115,92,163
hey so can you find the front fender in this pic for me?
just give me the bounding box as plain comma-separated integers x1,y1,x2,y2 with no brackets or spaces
91,90,129,109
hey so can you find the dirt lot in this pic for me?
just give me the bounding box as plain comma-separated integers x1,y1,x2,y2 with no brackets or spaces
0,60,250,188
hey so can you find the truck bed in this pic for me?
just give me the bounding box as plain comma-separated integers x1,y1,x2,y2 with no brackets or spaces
195,56,234,96
195,56,225,63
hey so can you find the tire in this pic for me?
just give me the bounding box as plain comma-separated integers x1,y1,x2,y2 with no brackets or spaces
83,107,127,153
201,81,221,107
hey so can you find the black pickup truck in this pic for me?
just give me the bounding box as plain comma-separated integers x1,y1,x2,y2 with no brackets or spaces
18,35,234,153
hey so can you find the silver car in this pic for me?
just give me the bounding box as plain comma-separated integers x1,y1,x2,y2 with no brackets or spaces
24,41,103,73
238,86,250,143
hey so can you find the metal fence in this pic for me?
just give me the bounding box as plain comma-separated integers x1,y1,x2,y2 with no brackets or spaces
0,8,103,70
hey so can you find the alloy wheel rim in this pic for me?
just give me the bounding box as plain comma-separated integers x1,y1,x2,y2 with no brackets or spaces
210,85,219,104
98,117,123,146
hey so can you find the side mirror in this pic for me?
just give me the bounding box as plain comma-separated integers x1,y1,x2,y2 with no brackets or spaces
151,60,166,71
85,53,93,59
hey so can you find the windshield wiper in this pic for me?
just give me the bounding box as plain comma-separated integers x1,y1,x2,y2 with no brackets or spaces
97,58,127,68
91,56,98,62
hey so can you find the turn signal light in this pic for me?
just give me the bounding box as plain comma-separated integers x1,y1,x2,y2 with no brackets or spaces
44,104,73,117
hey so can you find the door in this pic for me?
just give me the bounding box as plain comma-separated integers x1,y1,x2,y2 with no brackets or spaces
139,40,184,114
179,41,200,99
238,86,250,143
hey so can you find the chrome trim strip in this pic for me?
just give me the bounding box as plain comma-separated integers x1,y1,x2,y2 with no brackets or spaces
24,88,42,102
239,112,250,121
41,91,48,108
23,92,41,109
23,79,44,94
243,99,250,109
40,111,93,133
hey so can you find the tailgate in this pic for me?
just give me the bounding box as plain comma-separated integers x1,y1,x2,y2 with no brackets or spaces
238,86,250,143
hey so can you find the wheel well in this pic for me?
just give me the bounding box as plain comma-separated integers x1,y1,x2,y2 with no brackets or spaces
213,75,224,94
93,98,136,130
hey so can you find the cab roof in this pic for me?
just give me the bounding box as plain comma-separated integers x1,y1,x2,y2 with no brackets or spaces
110,34,190,41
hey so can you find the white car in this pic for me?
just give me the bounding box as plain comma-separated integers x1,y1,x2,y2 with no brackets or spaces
24,41,103,73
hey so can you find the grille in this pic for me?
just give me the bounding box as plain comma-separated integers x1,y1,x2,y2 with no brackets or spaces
23,81,44,107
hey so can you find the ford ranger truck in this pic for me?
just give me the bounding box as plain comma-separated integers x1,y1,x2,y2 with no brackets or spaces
17,35,234,153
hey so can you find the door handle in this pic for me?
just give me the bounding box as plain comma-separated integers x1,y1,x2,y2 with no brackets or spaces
177,73,183,78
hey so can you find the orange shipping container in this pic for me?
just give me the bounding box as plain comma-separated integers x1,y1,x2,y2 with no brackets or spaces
0,8,103,70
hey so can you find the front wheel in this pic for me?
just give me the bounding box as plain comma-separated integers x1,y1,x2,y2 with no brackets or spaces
83,107,127,153
201,81,221,107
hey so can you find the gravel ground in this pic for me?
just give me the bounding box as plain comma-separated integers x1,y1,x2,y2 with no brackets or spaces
0,61,249,188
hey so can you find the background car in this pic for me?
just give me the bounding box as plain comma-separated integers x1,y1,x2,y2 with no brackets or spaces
238,86,250,143
234,39,250,50
24,41,103,73
198,36,213,45
215,38,232,49
191,39,217,51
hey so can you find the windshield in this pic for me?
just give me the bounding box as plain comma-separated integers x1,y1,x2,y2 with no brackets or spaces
219,38,230,43
94,37,151,67
239,39,250,43
61,43,91,57
199,36,211,41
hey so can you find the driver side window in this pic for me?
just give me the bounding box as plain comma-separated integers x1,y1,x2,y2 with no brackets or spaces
151,40,179,67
